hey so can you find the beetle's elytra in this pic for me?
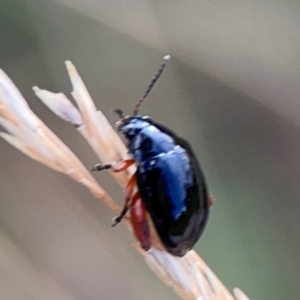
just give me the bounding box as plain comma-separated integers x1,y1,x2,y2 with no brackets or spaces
92,55,213,257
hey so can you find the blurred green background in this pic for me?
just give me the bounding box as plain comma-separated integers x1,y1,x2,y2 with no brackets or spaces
0,0,300,299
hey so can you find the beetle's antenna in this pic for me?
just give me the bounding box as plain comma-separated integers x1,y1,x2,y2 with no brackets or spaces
133,55,171,115
114,108,125,119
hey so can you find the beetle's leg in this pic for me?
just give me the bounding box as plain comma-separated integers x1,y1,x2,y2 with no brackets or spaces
130,191,151,251
91,163,112,172
208,194,215,207
112,173,137,226
112,159,135,172
92,159,135,173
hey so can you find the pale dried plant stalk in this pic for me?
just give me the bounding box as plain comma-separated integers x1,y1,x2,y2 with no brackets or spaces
0,62,251,300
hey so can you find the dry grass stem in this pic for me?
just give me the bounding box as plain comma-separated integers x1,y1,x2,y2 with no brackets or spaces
0,62,251,300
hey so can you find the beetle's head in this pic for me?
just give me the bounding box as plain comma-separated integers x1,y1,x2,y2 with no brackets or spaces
114,110,150,141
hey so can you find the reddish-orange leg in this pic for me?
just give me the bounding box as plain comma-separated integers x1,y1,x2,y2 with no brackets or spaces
92,158,151,249
92,158,137,225
92,158,136,225
130,191,151,251
92,159,135,172
111,173,136,226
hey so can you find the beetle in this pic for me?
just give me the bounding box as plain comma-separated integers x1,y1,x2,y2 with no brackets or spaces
92,55,213,257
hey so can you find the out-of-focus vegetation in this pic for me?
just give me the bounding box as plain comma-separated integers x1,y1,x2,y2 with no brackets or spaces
1,1,300,299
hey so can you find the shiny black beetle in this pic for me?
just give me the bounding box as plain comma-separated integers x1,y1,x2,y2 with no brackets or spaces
92,55,212,257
